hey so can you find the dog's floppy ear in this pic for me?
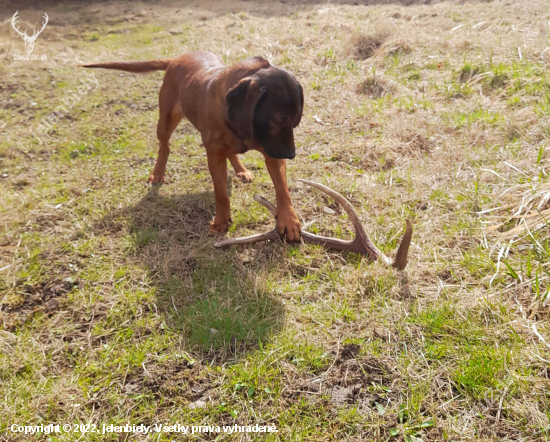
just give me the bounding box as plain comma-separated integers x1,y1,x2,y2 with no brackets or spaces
226,78,265,140
293,81,304,128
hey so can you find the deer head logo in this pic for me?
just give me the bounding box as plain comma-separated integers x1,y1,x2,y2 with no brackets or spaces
11,11,48,54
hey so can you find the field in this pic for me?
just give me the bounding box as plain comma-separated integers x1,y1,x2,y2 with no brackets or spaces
1,0,550,440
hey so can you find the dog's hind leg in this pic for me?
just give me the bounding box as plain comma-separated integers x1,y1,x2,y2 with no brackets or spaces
149,82,183,185
228,154,254,183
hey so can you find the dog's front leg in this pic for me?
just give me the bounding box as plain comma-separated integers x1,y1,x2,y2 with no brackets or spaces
263,156,301,242
207,151,231,233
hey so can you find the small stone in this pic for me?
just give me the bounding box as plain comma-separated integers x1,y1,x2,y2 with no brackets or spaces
323,207,336,215
124,382,139,393
188,400,206,409
209,328,219,335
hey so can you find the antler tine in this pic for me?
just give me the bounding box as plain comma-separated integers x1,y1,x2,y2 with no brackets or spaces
298,179,390,264
214,194,280,249
214,228,280,248
11,11,27,37
37,13,48,36
298,180,413,269
392,219,412,270
254,194,277,217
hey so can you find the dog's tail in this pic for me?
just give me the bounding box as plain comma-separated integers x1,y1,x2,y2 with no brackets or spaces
79,59,172,73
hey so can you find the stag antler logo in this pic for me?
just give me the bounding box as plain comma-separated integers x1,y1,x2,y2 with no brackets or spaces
12,11,48,55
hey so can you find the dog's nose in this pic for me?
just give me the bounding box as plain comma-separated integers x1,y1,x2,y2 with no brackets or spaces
285,150,296,160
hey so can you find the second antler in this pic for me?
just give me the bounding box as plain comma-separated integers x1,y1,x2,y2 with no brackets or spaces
214,180,413,270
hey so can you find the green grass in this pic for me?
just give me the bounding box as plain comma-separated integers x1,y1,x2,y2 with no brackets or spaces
453,346,505,399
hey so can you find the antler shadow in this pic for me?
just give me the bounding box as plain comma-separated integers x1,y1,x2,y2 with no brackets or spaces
214,179,413,270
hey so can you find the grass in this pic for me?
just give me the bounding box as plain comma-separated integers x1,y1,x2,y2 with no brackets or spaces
1,0,550,441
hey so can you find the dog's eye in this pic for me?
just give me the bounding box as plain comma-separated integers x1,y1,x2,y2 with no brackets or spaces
273,118,284,124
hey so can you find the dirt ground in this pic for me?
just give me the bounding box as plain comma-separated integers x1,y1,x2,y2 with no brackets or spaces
1,0,550,441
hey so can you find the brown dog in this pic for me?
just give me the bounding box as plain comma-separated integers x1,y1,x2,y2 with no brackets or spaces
81,51,303,241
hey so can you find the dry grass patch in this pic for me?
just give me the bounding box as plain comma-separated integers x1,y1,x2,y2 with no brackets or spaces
343,25,392,60
355,74,395,98
391,115,435,157
379,38,412,57
361,148,396,172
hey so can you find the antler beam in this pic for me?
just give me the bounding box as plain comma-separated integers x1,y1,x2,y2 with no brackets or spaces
214,180,413,270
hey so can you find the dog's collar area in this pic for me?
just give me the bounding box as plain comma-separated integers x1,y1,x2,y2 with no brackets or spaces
225,120,249,153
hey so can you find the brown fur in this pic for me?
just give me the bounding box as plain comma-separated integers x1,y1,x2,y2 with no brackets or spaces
81,51,304,240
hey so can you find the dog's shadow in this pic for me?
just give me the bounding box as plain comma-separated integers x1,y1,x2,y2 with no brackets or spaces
96,185,285,362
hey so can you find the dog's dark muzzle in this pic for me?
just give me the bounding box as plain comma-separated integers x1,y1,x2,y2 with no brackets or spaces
259,128,296,160
263,146,296,159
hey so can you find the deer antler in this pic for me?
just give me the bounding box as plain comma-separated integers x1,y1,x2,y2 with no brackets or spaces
11,11,27,38
11,11,48,39
32,13,49,38
214,179,413,269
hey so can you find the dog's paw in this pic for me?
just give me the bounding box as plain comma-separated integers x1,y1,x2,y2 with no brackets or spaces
236,170,254,183
277,208,301,242
208,220,230,234
147,173,165,185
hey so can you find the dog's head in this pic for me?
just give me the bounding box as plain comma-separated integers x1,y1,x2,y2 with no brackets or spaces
226,59,303,160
